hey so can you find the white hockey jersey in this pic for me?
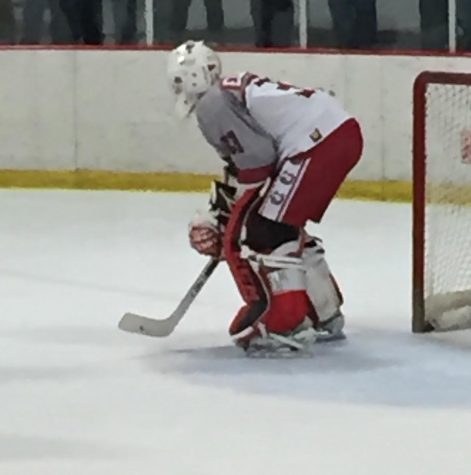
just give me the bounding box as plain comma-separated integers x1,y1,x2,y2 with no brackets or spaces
195,72,351,183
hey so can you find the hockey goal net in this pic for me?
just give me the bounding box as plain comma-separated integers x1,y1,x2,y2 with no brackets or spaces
413,71,471,333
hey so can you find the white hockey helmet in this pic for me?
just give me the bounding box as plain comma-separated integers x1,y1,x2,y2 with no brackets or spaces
167,40,222,117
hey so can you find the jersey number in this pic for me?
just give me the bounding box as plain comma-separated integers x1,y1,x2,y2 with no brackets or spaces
221,130,244,155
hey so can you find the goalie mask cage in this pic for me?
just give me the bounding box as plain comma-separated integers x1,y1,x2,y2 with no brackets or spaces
413,71,471,333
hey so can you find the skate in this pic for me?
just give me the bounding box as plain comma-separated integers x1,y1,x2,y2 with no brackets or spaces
314,312,346,342
245,318,317,358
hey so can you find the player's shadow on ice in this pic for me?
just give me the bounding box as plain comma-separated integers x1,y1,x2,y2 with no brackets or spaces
142,328,471,409
0,365,96,385
0,434,128,461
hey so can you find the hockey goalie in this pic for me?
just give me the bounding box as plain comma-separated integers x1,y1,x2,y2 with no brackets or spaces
167,40,363,356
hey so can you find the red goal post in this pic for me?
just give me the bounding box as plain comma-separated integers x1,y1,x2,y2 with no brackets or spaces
413,71,471,333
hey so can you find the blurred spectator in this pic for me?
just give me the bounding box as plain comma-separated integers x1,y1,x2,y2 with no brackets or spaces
419,0,448,49
111,0,136,44
251,0,294,47
170,0,224,44
457,0,471,50
21,0,72,44
59,0,104,44
328,0,377,49
153,0,171,44
0,0,15,44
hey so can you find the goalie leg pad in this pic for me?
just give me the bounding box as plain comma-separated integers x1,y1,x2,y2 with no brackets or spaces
303,236,344,330
228,275,311,349
223,188,266,305
243,238,308,330
224,198,311,349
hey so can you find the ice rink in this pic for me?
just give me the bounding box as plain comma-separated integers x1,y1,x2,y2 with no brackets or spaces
2,189,471,475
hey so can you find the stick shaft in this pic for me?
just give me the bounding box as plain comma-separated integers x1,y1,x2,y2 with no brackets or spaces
171,258,219,320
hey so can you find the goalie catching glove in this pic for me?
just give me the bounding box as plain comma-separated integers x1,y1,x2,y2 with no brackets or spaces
188,180,236,257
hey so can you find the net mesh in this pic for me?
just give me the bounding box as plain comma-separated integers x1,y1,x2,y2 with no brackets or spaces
423,80,471,329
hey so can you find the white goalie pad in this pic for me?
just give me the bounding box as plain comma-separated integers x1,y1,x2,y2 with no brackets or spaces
240,237,343,324
302,239,342,322
241,237,342,322
241,240,306,294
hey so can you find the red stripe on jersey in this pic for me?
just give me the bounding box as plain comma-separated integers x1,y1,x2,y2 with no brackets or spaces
237,163,275,184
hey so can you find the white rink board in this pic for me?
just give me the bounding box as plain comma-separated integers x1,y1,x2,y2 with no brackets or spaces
1,49,471,180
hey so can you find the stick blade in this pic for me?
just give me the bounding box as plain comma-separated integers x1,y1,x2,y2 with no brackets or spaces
118,312,176,338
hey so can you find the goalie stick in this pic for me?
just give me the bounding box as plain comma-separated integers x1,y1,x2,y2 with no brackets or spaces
118,258,219,338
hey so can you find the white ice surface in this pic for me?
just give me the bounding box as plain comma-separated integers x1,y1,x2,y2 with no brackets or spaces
1,190,471,475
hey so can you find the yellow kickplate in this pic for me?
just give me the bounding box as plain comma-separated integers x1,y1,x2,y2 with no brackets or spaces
0,169,412,203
